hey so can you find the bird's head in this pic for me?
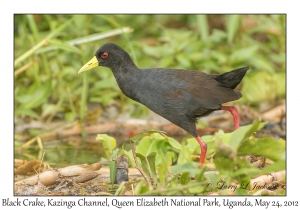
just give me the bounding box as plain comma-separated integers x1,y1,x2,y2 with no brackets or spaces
78,43,133,74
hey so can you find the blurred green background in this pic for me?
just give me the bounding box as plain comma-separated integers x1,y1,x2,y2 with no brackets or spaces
14,14,286,130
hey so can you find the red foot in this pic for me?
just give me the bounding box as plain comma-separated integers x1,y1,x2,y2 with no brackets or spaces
196,136,207,165
221,106,239,130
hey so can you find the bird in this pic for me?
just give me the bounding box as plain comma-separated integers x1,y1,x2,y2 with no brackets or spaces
78,43,249,165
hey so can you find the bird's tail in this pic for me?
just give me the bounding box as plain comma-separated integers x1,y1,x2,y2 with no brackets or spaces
214,66,249,89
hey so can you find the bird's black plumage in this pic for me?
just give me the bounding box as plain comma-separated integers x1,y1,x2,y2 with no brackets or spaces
79,43,249,164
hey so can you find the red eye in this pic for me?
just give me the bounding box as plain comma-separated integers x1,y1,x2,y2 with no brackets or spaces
101,52,109,59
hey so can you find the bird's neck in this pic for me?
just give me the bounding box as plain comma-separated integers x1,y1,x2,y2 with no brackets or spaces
110,64,141,100
110,62,139,82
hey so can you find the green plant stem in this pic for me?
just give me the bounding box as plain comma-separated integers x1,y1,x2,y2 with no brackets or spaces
130,141,152,186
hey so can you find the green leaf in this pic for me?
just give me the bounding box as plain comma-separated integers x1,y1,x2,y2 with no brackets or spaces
19,79,52,109
134,180,149,195
48,39,82,54
176,54,191,68
229,45,258,64
114,181,126,195
249,56,275,74
130,130,166,142
26,15,40,41
136,152,157,182
273,72,286,98
196,15,209,41
214,140,235,172
241,72,277,103
229,119,267,151
177,141,193,164
171,162,200,177
167,137,182,150
261,160,286,174
120,149,135,167
15,17,74,66
36,27,134,54
227,15,241,42
41,104,57,118
185,135,216,158
15,108,39,119
109,160,117,185
96,134,117,158
238,137,286,161
111,149,119,161
180,172,190,185
232,166,261,178
135,136,154,156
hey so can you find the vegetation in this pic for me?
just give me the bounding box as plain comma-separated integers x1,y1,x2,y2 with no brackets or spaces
14,14,286,195
14,14,285,121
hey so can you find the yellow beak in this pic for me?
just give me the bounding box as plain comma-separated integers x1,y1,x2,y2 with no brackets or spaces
78,56,99,74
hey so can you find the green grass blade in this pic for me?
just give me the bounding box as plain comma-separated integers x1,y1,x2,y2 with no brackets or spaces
196,15,209,41
80,72,88,121
14,18,74,67
227,15,241,43
36,27,134,54
26,15,40,41
48,39,82,54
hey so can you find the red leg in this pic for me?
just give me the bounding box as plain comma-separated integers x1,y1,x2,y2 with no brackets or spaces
196,136,207,165
221,106,239,130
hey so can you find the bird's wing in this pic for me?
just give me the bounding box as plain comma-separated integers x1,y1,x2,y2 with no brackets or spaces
160,70,241,115
139,68,241,117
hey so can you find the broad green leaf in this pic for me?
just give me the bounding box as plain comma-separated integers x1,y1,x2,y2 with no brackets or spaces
121,149,135,167
238,137,286,161
136,153,151,177
130,130,166,142
96,134,117,158
214,139,235,172
177,141,193,164
134,132,179,166
167,137,182,150
171,162,200,177
135,136,153,155
136,152,157,181
186,138,200,153
229,119,267,151
134,180,149,195
180,172,190,185
232,166,261,178
156,151,175,186
262,160,286,174
186,135,216,158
